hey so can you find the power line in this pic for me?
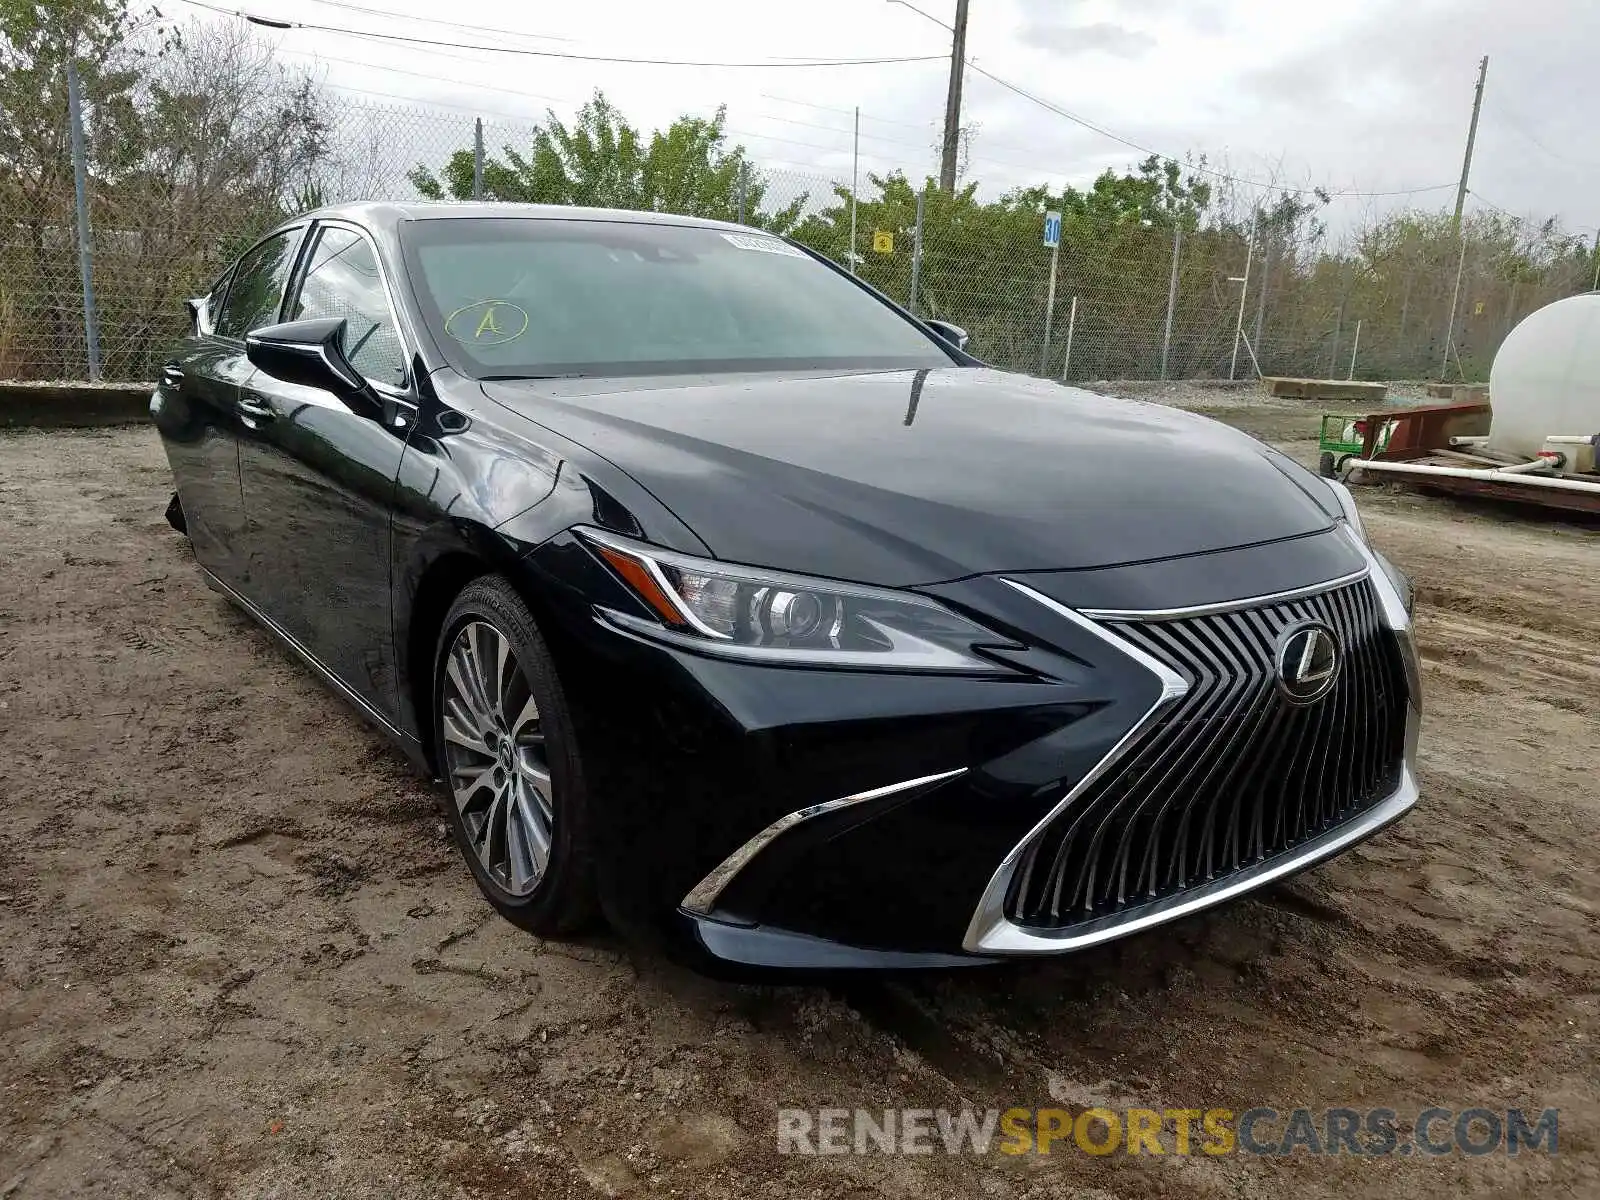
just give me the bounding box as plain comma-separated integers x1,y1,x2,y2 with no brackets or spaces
301,41,1394,193
760,91,1140,177
319,79,534,122
751,110,1106,177
178,0,946,68
281,45,931,148
875,0,1458,199
1466,188,1522,221
280,47,569,107
965,61,1456,199
754,111,932,150
310,77,898,178
299,0,574,43
1484,96,1600,174
761,93,933,132
201,0,1458,199
285,50,909,171
1463,191,1596,259
298,45,1057,179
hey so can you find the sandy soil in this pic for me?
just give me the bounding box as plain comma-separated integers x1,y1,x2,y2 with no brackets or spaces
1,421,1596,1199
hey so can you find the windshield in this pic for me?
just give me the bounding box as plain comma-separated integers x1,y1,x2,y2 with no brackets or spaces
399,217,954,379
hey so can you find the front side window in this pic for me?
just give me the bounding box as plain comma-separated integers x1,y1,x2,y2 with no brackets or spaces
290,226,407,388
214,231,299,339
399,217,953,379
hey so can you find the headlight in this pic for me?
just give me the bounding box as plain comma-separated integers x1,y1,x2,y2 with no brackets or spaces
1323,478,1367,543
580,527,1020,672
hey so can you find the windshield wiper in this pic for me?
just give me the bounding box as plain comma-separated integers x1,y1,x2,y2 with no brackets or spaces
478,373,589,381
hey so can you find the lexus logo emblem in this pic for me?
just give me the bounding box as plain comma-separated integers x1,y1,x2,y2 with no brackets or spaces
1275,622,1341,705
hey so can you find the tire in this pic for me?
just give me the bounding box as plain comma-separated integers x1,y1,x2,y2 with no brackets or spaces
433,576,595,934
1318,451,1337,479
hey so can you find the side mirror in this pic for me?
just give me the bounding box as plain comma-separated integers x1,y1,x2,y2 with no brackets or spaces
245,317,365,397
925,319,969,351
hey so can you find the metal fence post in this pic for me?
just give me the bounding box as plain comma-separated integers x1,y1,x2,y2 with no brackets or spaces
1160,225,1182,380
849,106,859,275
1228,209,1257,382
1330,295,1344,379
908,186,924,315
1252,231,1271,369
473,117,484,199
66,62,101,382
1060,295,1078,381
1039,236,1060,376
1347,318,1362,379
737,163,747,225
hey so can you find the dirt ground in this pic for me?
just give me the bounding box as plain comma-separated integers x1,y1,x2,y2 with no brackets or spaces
1,414,1596,1199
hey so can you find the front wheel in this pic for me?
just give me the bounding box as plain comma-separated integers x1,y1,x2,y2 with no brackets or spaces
433,577,595,933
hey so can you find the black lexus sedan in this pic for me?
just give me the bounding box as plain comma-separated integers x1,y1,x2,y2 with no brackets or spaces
152,202,1420,970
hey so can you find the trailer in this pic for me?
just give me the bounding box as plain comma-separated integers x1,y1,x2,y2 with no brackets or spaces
1326,295,1600,515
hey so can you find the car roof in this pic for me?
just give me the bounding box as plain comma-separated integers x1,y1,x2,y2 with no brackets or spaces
296,200,753,234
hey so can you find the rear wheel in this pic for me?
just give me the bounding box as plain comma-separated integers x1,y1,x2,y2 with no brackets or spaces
433,577,595,933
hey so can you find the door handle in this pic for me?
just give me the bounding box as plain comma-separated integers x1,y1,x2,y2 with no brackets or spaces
238,398,275,421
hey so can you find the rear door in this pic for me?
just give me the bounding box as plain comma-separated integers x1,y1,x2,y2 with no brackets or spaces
235,221,416,724
151,229,299,588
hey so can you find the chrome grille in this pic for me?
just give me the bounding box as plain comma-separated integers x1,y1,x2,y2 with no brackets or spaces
1005,578,1409,930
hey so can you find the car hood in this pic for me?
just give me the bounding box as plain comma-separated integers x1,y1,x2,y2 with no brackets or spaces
481,367,1337,587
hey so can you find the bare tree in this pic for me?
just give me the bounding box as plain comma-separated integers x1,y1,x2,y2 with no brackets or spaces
91,19,332,375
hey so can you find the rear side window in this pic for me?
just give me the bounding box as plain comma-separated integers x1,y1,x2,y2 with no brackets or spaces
192,268,231,336
214,231,299,339
289,226,407,388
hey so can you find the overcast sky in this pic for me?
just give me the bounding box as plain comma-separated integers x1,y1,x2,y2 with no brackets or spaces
192,0,1600,241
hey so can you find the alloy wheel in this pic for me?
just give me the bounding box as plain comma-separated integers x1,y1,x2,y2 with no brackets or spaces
439,620,554,897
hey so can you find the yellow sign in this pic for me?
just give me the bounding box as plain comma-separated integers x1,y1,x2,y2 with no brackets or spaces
872,230,894,254
443,299,530,346
1473,300,1485,316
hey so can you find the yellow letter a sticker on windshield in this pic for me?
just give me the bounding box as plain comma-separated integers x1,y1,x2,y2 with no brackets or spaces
475,304,507,339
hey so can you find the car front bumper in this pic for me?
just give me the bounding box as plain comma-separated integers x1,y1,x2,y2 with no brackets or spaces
523,530,1421,971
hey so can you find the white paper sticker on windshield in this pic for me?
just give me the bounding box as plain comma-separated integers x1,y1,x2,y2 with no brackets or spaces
721,232,806,258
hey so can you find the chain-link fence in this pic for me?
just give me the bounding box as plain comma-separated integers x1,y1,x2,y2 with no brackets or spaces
3,86,1594,385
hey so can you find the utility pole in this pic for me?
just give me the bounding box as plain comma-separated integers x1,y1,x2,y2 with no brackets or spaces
1441,56,1486,380
1451,56,1488,238
938,0,970,193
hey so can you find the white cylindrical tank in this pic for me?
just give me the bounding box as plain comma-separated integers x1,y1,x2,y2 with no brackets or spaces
1487,293,1600,458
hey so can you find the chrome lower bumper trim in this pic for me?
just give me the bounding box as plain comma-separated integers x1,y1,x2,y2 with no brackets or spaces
680,767,969,916
967,755,1418,954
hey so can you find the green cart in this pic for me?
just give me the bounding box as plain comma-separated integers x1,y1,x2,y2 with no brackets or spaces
1318,413,1394,478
